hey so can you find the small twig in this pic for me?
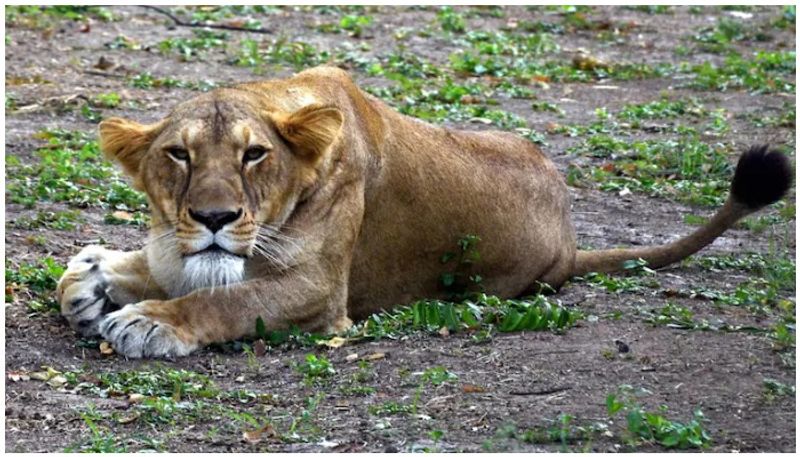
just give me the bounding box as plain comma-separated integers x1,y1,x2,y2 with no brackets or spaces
141,5,272,34
509,386,572,396
83,70,124,79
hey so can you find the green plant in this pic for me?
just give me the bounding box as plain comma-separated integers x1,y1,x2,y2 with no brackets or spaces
411,366,458,413
157,29,228,60
437,6,466,33
440,234,483,296
93,92,121,108
606,387,711,449
64,405,127,452
12,210,82,230
762,378,795,403
293,354,335,385
6,129,148,213
339,14,373,37
5,257,65,311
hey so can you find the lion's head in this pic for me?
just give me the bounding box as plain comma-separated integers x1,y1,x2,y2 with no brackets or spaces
99,88,343,296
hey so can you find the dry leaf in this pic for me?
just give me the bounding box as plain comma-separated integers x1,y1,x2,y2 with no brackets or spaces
8,371,30,382
94,56,115,70
364,352,385,361
438,326,450,337
317,336,348,348
99,341,115,356
242,423,276,444
345,353,359,362
253,339,266,357
128,393,145,404
47,375,68,388
111,210,134,222
117,413,139,424
30,366,61,382
462,384,488,393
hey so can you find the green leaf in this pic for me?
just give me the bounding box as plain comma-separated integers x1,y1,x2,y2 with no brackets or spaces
255,316,266,339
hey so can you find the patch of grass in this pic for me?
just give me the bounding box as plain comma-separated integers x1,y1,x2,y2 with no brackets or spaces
567,137,735,206
483,418,601,452
531,100,565,115
440,234,483,297
773,5,796,29
691,252,795,293
618,97,705,123
449,48,674,82
92,92,121,108
625,5,672,14
5,257,65,312
685,51,795,94
459,30,560,57
363,293,580,339
369,366,457,416
6,5,116,28
689,251,794,313
293,354,335,385
6,129,149,214
746,102,796,128
128,72,217,91
92,366,220,399
692,18,750,53
642,302,764,334
158,29,228,60
249,291,579,352
437,6,466,33
234,37,332,70
64,407,127,452
762,378,795,403
368,401,414,416
607,386,712,449
11,209,82,230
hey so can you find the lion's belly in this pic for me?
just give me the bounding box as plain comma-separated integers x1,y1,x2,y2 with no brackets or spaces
346,130,576,319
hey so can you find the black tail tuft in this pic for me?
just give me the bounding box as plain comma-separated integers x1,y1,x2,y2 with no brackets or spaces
730,144,793,209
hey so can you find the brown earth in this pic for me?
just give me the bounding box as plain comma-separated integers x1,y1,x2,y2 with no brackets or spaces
4,5,796,452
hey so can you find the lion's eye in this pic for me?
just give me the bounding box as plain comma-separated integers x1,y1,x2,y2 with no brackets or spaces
243,145,269,163
166,146,189,162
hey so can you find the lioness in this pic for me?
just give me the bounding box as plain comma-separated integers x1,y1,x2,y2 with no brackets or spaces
57,66,792,358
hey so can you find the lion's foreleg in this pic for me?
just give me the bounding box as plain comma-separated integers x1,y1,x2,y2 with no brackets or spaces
97,268,351,358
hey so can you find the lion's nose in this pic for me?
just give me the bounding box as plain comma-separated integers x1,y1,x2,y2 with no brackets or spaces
188,208,243,233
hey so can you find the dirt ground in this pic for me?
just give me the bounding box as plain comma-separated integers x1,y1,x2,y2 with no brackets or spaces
4,5,796,452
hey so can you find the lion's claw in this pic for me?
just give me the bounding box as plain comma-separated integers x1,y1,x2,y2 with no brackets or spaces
99,304,196,358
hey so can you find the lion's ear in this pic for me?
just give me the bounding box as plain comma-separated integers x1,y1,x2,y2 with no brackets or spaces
99,117,165,183
271,104,343,161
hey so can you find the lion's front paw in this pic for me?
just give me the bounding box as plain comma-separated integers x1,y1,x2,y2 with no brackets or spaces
57,246,120,337
99,303,197,358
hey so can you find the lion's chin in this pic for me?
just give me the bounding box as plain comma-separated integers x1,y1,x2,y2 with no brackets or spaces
183,250,245,292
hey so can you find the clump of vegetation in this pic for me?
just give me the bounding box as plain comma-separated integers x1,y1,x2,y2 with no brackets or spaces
686,51,795,93
158,29,228,60
5,257,65,313
369,366,458,417
6,5,115,28
437,6,467,33
7,129,147,213
11,210,82,231
129,72,217,91
568,137,735,206
607,386,712,449
293,354,335,385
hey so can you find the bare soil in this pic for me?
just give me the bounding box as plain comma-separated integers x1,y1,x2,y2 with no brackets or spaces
5,5,795,452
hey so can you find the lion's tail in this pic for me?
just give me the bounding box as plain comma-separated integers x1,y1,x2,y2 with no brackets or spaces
571,145,793,276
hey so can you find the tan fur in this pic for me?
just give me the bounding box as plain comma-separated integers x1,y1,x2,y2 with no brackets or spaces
57,66,774,358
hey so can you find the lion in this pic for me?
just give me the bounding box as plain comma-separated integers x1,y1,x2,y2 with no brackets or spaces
56,66,792,358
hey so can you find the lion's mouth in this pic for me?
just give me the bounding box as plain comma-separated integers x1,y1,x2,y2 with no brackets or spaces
189,243,247,259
